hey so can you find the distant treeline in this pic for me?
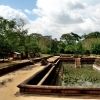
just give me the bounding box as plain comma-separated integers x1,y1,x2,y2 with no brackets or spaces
0,16,100,59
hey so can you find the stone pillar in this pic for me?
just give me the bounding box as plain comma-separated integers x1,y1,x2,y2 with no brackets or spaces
75,58,81,68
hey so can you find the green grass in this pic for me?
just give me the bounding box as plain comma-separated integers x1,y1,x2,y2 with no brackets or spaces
41,54,52,57
62,66,100,87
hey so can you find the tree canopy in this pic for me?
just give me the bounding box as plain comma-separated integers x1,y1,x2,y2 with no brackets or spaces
0,16,100,59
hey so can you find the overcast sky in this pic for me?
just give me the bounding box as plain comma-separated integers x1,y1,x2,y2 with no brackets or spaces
0,0,100,39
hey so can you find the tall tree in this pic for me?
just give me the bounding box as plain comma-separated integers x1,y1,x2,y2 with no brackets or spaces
0,17,16,59
75,42,85,54
0,17,30,59
60,32,81,45
70,32,81,41
58,41,66,53
82,31,100,39
51,38,58,54
91,43,100,55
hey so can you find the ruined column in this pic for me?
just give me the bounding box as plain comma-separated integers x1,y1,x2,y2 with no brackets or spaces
75,58,81,68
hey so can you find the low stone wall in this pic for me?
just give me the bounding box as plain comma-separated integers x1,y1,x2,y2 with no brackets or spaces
0,62,29,76
19,86,100,96
60,57,75,64
0,56,53,76
17,58,100,96
81,57,96,64
27,63,52,85
93,64,100,71
33,56,53,63
60,57,96,64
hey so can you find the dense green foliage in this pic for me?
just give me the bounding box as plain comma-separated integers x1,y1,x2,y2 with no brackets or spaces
62,66,100,87
82,31,100,39
60,32,81,45
82,38,100,52
91,43,100,55
1,16,100,59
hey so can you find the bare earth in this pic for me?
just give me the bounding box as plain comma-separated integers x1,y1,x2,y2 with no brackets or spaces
0,56,100,100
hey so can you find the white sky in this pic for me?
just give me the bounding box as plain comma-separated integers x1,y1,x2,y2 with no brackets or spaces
0,0,100,39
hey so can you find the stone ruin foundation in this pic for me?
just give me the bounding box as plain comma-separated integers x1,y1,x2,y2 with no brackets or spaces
17,56,100,96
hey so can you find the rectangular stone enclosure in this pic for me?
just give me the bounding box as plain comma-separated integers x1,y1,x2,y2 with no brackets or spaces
17,57,100,96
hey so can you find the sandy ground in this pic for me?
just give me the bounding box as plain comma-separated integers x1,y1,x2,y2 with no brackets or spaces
0,56,100,100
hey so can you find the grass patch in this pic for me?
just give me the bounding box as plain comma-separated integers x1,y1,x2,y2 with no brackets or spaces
41,54,52,57
62,65,100,87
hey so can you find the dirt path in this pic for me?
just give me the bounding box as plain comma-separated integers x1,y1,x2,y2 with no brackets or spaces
0,56,99,100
